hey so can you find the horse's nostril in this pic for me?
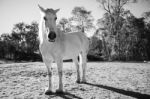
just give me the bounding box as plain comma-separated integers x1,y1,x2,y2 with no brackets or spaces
48,31,56,40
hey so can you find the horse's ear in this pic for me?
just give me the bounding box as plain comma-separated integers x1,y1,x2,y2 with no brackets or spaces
38,4,45,13
55,9,60,13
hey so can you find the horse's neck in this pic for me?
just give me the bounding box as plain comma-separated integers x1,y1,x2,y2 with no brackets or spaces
57,29,65,41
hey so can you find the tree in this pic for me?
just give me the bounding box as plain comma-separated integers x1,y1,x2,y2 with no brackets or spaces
94,27,112,60
58,18,71,32
143,11,150,60
96,0,137,61
11,22,27,60
70,7,94,33
142,11,150,23
122,16,148,61
25,21,39,54
0,22,40,61
88,33,103,61
0,33,13,59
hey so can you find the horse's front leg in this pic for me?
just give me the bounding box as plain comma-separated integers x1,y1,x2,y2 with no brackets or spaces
43,57,53,95
56,58,63,93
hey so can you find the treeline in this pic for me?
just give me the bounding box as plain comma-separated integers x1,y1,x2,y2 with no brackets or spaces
94,0,150,61
0,22,41,61
0,0,150,61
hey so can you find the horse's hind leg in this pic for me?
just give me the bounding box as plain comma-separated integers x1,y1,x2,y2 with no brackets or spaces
81,52,87,83
56,58,63,93
73,57,81,83
43,57,53,95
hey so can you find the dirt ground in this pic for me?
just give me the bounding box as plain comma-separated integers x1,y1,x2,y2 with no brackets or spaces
0,62,150,99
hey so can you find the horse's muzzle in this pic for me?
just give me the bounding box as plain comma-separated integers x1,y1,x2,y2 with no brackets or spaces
48,31,56,42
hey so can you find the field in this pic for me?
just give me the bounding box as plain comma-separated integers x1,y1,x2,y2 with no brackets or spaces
0,62,150,99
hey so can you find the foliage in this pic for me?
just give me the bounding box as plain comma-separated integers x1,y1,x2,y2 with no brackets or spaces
88,34,104,61
0,22,41,61
96,0,150,61
70,6,95,33
58,18,72,32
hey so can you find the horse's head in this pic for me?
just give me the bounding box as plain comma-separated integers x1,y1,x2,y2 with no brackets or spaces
38,5,59,42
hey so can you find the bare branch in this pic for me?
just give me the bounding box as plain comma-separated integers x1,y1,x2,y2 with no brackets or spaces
102,1,111,14
120,0,128,9
107,0,111,13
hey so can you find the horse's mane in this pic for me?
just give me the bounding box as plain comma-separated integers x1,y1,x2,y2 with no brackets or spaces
39,17,44,43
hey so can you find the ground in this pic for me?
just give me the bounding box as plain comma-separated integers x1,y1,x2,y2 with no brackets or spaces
0,62,150,99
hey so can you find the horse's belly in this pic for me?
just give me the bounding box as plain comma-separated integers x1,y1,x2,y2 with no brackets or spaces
63,46,81,60
62,36,83,60
63,53,77,60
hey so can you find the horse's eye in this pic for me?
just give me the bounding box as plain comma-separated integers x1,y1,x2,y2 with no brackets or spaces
44,17,47,21
55,17,57,20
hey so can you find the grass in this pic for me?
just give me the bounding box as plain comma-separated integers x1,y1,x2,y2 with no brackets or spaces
0,62,150,99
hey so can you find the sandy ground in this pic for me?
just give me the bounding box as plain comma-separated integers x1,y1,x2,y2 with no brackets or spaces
0,62,150,99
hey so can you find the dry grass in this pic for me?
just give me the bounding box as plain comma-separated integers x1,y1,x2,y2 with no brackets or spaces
0,62,150,99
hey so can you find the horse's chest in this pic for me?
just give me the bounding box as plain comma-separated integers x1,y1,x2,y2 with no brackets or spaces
40,43,63,59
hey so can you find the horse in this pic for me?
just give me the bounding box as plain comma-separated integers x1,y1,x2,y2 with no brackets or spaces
38,5,89,95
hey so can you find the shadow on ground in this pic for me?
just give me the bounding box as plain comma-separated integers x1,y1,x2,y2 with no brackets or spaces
45,82,150,99
47,92,82,99
84,82,150,99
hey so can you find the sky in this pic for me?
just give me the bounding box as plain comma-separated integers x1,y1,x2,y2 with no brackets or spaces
0,0,150,35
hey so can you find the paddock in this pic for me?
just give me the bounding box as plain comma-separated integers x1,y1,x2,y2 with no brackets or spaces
0,62,150,99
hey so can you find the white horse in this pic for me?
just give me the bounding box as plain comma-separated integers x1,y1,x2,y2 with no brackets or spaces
38,5,89,95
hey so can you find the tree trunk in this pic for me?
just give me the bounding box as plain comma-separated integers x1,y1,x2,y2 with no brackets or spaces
102,35,110,60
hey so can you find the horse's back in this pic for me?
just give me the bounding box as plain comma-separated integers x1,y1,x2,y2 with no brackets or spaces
65,32,89,50
62,32,89,60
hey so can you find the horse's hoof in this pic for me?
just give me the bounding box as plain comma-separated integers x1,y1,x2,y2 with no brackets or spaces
76,80,81,84
56,89,64,94
45,90,54,95
81,80,86,84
